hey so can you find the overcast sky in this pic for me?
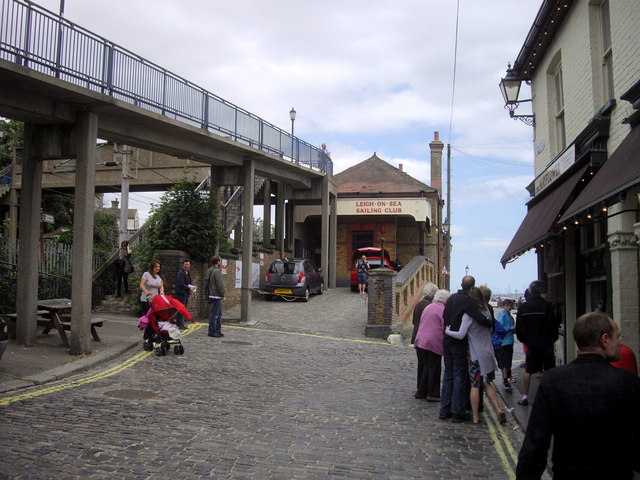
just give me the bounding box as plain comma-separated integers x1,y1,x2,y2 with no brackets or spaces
36,0,544,295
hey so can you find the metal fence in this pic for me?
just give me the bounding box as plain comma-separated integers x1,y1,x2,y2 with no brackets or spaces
0,0,332,175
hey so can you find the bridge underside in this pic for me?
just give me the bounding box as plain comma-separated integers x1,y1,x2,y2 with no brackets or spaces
0,59,337,353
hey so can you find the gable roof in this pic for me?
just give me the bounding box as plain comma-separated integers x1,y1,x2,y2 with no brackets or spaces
334,153,432,194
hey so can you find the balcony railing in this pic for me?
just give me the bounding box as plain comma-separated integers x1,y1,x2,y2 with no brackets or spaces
0,0,332,175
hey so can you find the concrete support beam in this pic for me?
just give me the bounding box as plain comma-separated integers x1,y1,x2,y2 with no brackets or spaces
16,123,43,346
320,177,330,286
240,159,255,323
70,112,98,354
329,191,337,288
262,180,271,246
275,182,285,257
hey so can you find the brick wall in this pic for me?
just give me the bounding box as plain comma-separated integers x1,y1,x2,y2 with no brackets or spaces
154,248,282,320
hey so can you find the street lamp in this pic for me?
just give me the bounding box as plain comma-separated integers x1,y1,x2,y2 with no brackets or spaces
289,107,297,164
465,265,469,276
499,64,535,127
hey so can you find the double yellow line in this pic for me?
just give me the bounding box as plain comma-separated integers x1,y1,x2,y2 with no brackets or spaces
0,324,204,406
486,408,520,479
0,322,522,478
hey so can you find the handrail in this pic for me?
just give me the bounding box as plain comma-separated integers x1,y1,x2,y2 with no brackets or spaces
0,0,332,176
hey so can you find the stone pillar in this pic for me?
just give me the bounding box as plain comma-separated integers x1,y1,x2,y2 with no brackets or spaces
365,268,397,338
608,201,639,362
70,111,98,355
16,123,43,346
240,159,255,323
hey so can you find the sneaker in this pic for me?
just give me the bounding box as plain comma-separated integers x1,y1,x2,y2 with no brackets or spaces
503,382,512,392
518,398,529,406
509,377,517,383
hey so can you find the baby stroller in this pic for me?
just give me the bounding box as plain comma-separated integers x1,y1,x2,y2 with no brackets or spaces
140,294,193,356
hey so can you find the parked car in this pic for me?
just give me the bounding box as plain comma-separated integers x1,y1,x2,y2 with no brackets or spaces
350,247,396,292
264,258,324,302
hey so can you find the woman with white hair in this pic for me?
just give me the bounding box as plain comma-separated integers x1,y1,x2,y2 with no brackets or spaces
411,282,439,345
414,288,450,401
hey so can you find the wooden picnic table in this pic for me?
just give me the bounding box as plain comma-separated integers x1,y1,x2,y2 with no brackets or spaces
36,298,73,347
1,299,105,347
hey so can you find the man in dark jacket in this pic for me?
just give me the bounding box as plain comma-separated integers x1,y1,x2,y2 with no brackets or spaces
174,259,193,329
439,275,492,422
516,312,640,479
515,280,560,406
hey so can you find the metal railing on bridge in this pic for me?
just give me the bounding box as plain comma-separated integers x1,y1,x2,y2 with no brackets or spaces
0,0,332,175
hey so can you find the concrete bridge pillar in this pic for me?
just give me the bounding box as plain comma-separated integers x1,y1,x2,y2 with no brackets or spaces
70,111,98,355
321,177,330,284
329,191,337,288
15,122,43,346
240,159,255,323
275,182,285,257
262,180,272,246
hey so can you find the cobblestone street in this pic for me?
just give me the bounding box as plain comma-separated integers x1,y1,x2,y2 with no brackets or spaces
0,288,525,479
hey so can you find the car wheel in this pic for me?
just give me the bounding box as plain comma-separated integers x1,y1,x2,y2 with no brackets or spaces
302,288,310,302
317,282,324,295
265,294,273,301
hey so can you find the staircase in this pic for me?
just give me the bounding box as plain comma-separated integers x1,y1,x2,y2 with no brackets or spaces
221,176,267,234
93,294,138,315
0,164,13,200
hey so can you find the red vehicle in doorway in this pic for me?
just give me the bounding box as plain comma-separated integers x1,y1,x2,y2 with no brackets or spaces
350,247,396,292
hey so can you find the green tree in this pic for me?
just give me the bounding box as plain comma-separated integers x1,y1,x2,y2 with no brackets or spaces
0,118,23,169
135,178,221,270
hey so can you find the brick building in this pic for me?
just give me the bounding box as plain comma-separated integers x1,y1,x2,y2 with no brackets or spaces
500,0,640,365
293,133,446,289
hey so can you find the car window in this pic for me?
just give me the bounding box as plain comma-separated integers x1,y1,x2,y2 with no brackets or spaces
269,262,299,274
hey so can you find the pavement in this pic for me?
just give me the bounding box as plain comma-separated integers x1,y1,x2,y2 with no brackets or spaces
0,312,143,394
0,299,540,432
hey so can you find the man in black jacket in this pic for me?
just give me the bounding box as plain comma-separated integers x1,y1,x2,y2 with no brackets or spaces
439,275,492,422
515,280,560,406
516,312,640,479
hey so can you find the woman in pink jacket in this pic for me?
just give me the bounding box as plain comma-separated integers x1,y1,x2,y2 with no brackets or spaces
414,289,450,401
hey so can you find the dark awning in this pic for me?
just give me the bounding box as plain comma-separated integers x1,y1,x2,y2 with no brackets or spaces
560,124,640,222
501,164,589,267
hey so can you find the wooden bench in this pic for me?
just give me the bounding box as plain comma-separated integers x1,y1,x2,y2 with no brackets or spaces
54,315,105,342
1,312,105,343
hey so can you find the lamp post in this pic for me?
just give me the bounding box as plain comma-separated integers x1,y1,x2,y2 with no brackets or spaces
465,265,469,276
289,107,296,164
499,64,535,126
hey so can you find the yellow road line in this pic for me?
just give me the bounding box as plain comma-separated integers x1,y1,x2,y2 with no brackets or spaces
0,324,204,406
219,323,393,345
485,416,516,480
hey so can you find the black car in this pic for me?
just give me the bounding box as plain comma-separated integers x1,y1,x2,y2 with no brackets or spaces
264,258,324,302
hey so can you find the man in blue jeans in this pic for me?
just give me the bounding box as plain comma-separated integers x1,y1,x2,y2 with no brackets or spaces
204,255,226,338
439,275,492,422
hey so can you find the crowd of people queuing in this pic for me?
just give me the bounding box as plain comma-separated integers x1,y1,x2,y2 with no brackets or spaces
412,275,640,479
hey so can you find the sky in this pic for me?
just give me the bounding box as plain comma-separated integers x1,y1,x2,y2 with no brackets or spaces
35,0,543,295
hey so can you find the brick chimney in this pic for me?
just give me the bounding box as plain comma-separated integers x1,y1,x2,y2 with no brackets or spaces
398,163,403,172
429,131,443,191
